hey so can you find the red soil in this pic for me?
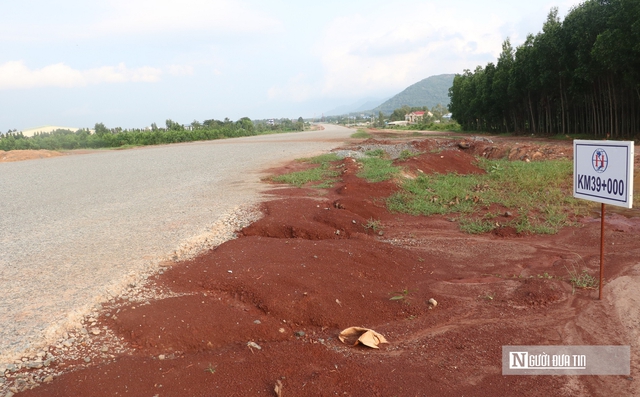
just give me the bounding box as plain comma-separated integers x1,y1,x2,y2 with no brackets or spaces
16,137,640,397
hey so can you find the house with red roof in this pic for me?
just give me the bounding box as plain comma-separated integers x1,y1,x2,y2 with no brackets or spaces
405,111,432,124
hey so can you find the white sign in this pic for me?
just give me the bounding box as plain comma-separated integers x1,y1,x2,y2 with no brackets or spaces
573,140,634,208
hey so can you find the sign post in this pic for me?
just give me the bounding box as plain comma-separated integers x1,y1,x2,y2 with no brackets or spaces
573,140,634,300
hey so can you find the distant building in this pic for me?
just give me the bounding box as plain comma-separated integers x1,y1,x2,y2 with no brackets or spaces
405,111,433,124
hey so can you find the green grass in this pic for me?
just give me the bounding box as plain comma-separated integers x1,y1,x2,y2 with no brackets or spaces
565,264,598,293
357,157,400,182
363,218,382,232
365,149,385,158
351,129,371,139
399,149,421,160
388,158,592,234
459,218,496,234
271,154,340,188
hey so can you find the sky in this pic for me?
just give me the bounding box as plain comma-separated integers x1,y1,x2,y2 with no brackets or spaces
0,0,583,131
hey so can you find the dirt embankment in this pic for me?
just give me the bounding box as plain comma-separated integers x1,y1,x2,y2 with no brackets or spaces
0,150,65,163
7,133,640,396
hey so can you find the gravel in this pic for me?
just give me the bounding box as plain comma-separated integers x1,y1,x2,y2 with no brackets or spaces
332,142,419,160
0,126,352,380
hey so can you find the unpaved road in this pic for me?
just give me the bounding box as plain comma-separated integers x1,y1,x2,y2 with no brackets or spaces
0,125,352,363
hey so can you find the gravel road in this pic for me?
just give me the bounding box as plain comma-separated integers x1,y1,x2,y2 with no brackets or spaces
0,124,352,364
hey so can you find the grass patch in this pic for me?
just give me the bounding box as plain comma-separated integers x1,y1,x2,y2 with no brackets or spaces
363,218,382,232
388,158,592,234
365,149,386,158
357,157,400,182
459,218,496,234
351,129,371,139
399,150,421,160
272,154,340,188
565,264,598,293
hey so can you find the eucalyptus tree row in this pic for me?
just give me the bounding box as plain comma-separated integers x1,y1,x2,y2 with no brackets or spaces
449,0,640,138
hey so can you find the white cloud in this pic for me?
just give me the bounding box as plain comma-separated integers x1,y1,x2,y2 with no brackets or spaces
315,3,508,98
96,0,282,36
0,61,162,90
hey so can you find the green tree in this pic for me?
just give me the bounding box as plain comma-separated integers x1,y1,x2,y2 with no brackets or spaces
94,123,109,136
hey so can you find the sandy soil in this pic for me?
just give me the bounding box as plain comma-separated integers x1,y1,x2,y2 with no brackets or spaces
9,132,640,396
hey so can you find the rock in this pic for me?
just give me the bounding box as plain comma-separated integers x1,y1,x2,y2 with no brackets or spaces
43,376,54,383
5,391,15,397
428,298,438,308
44,358,55,367
247,341,262,350
101,346,109,353
26,362,43,369
278,328,285,333
80,328,88,335
91,329,101,335
253,320,261,325
158,355,165,360
84,357,91,363
294,331,305,337
505,211,513,217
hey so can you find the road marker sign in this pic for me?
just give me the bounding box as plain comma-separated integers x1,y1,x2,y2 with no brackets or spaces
574,140,634,208
573,140,634,300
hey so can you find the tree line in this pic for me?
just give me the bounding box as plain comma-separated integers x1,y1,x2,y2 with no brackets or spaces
448,0,640,138
0,117,305,151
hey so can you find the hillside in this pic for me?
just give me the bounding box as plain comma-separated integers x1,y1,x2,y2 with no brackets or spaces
372,74,455,114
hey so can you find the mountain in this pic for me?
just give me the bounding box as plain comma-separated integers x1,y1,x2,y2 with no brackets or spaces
372,74,455,115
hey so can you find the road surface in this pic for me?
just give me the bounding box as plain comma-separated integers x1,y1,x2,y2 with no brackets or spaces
0,124,352,363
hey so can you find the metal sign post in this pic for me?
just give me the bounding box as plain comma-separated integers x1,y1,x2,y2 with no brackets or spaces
599,203,605,300
573,140,634,300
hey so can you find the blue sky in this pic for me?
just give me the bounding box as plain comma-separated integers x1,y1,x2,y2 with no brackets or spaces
0,0,582,131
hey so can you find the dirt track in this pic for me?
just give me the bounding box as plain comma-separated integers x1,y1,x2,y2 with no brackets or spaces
7,133,640,396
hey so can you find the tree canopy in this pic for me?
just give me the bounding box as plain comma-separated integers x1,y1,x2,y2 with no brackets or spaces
0,117,305,151
448,0,640,138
